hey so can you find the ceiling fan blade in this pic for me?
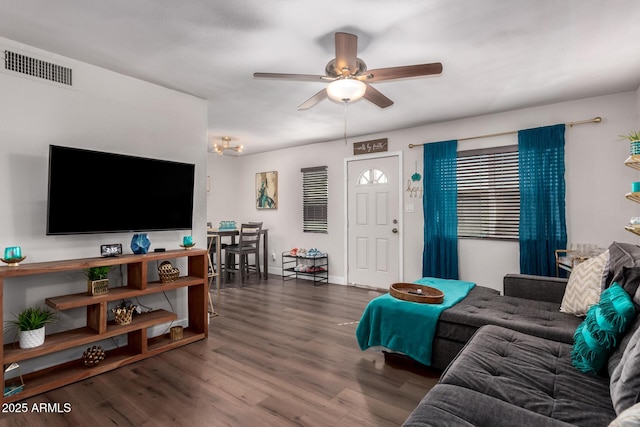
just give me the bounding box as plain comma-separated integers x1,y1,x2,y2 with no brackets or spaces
363,83,394,109
298,89,328,110
253,72,329,82
362,62,443,82
335,32,358,76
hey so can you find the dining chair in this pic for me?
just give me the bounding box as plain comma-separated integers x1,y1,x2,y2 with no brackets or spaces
207,235,228,281
225,222,263,283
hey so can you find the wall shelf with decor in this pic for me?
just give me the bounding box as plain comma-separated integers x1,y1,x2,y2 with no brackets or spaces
0,249,208,403
282,252,328,286
625,225,640,237
624,154,640,237
625,155,640,171
625,192,640,204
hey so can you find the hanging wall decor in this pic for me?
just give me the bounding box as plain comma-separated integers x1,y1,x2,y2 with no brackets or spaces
407,161,423,198
353,138,388,155
256,171,278,209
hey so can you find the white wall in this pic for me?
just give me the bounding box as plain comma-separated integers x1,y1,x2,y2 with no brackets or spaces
0,38,208,368
207,138,353,283
208,91,640,292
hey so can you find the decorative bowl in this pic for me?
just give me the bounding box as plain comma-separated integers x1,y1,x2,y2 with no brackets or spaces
390,283,444,304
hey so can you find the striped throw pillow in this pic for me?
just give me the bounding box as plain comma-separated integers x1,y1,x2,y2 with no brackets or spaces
561,249,610,316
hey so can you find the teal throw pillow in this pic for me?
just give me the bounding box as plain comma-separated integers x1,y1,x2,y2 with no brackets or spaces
571,283,635,375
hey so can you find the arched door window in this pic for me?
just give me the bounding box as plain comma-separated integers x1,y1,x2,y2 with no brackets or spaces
358,168,388,185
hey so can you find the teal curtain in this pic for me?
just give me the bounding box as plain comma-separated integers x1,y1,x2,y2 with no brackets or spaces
422,140,459,279
518,124,567,276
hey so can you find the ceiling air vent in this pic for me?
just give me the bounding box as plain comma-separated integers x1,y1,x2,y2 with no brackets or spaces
4,50,72,86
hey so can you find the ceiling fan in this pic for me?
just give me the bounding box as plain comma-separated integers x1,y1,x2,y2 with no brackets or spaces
253,32,443,110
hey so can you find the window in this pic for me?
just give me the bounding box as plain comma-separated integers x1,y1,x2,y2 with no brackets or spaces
358,168,388,185
457,146,519,240
302,166,328,233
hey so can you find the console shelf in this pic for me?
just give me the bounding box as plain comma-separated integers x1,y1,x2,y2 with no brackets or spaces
0,249,208,403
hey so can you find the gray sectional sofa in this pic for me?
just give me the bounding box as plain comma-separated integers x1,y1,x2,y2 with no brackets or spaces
402,245,640,426
429,274,581,371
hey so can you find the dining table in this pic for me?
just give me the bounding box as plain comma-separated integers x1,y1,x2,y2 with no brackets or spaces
207,227,269,280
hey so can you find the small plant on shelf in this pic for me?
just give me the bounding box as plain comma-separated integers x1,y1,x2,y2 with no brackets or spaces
5,306,57,348
83,266,110,281
620,131,640,142
83,266,111,296
621,131,640,157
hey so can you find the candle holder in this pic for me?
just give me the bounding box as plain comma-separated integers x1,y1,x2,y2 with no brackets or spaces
1,256,26,267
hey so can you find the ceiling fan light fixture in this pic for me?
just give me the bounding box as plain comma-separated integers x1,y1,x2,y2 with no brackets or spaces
326,78,366,103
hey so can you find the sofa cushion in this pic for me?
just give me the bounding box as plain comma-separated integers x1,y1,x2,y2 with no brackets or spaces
503,274,568,304
608,402,640,426
402,384,573,427
438,286,581,345
439,325,616,426
607,242,640,287
560,249,609,316
610,318,640,415
620,267,640,308
572,283,635,374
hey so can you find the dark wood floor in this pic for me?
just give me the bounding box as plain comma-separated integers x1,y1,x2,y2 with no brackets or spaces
1,276,440,427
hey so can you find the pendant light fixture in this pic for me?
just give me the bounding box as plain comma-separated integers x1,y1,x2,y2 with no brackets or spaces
213,136,243,156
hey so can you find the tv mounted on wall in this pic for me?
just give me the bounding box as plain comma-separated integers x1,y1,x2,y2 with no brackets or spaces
46,145,195,235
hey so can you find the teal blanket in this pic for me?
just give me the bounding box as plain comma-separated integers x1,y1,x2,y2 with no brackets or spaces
355,277,476,366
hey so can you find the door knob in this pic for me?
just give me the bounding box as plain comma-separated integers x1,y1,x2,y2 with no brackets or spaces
392,228,398,233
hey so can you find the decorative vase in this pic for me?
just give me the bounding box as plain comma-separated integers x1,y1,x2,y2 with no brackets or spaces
130,233,151,254
19,326,45,349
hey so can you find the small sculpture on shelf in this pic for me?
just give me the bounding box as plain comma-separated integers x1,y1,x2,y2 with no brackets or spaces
158,261,180,283
82,346,106,367
112,304,136,325
130,233,151,254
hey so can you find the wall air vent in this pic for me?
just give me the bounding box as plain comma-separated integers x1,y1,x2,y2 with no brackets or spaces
4,50,72,86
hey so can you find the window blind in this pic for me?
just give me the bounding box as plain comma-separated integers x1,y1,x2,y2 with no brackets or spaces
302,166,328,233
457,146,519,240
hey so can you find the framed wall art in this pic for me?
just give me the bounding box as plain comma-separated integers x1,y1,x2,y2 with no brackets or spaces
256,171,278,209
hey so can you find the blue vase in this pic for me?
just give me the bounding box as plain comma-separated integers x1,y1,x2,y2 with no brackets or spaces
131,233,151,254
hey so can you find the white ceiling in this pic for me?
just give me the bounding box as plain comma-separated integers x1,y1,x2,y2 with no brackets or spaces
1,0,639,154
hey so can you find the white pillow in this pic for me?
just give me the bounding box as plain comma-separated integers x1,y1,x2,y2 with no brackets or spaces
609,402,640,426
560,249,609,316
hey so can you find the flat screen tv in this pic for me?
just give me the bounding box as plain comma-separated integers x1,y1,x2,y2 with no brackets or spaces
46,145,195,235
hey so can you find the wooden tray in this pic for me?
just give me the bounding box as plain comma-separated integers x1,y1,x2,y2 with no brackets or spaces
390,283,444,304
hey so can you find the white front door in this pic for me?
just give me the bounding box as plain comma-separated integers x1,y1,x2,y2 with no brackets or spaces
346,154,401,289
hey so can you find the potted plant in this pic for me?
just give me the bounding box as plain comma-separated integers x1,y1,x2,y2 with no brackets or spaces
84,266,110,296
6,306,57,349
620,131,640,156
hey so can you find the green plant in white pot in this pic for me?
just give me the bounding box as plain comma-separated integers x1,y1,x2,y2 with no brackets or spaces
6,307,57,349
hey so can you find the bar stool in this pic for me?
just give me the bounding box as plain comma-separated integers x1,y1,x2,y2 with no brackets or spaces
225,222,263,283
